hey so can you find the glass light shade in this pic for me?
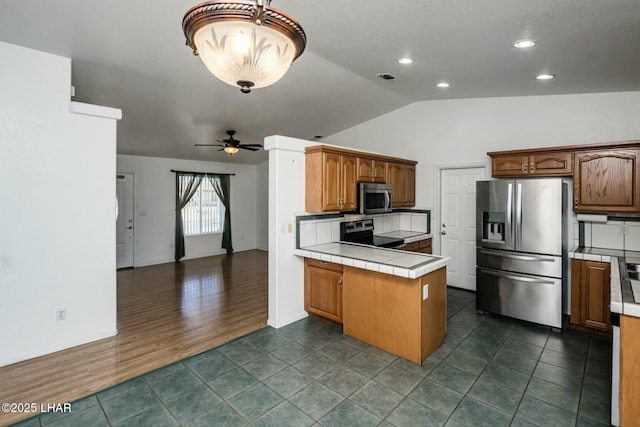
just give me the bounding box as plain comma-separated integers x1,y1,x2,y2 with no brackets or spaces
224,146,239,154
194,20,296,89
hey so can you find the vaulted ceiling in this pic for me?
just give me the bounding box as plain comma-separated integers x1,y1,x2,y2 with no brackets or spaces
1,0,639,164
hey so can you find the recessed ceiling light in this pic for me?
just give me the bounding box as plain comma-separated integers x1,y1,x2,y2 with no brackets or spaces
437,82,450,88
536,74,555,80
514,39,536,49
398,57,413,65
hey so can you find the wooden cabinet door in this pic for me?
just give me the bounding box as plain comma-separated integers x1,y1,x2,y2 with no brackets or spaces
357,158,386,183
492,155,529,177
620,314,640,426
341,155,358,210
372,161,386,183
304,259,343,323
530,152,573,176
356,157,374,182
387,162,405,206
322,153,342,211
581,261,611,331
574,149,640,212
570,259,582,327
404,165,416,206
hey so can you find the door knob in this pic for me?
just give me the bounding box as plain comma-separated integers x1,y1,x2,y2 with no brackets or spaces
441,231,447,235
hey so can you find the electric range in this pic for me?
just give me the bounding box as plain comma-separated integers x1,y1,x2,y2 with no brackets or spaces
340,218,405,249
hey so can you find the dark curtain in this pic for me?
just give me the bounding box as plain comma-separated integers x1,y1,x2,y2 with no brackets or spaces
209,175,233,254
175,173,203,261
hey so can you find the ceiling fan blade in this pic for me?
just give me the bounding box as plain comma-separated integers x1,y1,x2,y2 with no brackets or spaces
195,143,224,147
239,146,260,151
239,144,263,148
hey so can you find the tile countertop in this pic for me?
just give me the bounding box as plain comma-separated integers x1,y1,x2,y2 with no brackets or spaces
374,231,433,243
569,246,640,318
293,242,449,279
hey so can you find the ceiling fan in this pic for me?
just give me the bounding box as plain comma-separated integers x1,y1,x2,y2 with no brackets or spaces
195,130,263,155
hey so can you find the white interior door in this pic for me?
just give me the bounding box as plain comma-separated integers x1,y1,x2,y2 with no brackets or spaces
440,167,485,290
116,173,134,269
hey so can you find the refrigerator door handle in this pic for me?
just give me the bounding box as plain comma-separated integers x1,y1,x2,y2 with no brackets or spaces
515,182,522,250
507,182,513,248
479,268,555,285
479,249,557,263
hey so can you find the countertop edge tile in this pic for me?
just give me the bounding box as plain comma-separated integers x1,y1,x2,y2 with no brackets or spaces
295,242,448,278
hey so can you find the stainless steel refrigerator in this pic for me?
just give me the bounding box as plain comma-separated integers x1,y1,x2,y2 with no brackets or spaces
476,178,567,330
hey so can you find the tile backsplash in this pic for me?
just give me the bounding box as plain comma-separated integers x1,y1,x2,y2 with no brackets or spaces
297,212,430,248
581,218,640,251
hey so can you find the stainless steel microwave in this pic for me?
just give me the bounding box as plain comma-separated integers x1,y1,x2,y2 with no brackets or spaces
359,183,392,214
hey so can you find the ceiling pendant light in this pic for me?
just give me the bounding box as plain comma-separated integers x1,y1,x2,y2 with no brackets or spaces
182,0,307,94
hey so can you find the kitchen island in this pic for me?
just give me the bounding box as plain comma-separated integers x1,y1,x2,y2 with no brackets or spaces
294,242,449,364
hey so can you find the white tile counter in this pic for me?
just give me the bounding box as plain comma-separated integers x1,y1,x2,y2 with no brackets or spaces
294,242,448,279
570,246,640,318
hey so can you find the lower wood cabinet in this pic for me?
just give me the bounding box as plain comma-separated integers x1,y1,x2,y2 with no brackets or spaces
405,238,432,254
570,259,611,331
304,258,343,324
620,314,640,426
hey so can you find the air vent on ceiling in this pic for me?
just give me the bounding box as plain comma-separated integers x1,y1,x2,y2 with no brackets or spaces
376,73,397,81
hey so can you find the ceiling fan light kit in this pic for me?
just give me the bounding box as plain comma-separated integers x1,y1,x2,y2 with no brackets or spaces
195,130,263,155
182,0,307,93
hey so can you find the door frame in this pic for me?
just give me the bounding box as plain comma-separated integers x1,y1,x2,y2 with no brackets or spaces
116,171,136,269
433,162,488,257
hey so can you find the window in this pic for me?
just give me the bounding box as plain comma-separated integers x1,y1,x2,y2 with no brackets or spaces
181,178,224,236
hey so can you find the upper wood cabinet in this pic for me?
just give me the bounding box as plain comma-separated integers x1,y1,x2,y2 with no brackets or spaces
573,149,640,213
387,162,416,207
357,157,386,183
306,151,357,212
491,152,572,177
306,146,417,212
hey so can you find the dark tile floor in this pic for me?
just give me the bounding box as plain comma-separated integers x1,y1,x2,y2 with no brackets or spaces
14,288,612,426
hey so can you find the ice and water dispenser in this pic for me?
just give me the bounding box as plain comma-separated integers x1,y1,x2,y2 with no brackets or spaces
482,212,506,243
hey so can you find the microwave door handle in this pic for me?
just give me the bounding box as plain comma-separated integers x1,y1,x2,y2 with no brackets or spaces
385,190,390,209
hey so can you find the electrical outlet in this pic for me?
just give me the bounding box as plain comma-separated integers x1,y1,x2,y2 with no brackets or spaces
56,308,66,321
422,284,429,300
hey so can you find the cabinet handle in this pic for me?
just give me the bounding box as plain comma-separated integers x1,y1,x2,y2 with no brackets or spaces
522,163,528,173
574,199,578,208
339,276,343,287
530,163,535,173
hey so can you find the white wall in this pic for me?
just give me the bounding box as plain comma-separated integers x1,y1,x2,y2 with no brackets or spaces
324,92,640,210
266,136,318,328
0,42,120,366
116,155,261,266
256,160,269,251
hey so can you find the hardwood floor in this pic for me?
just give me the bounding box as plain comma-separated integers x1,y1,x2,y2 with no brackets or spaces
0,250,268,426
